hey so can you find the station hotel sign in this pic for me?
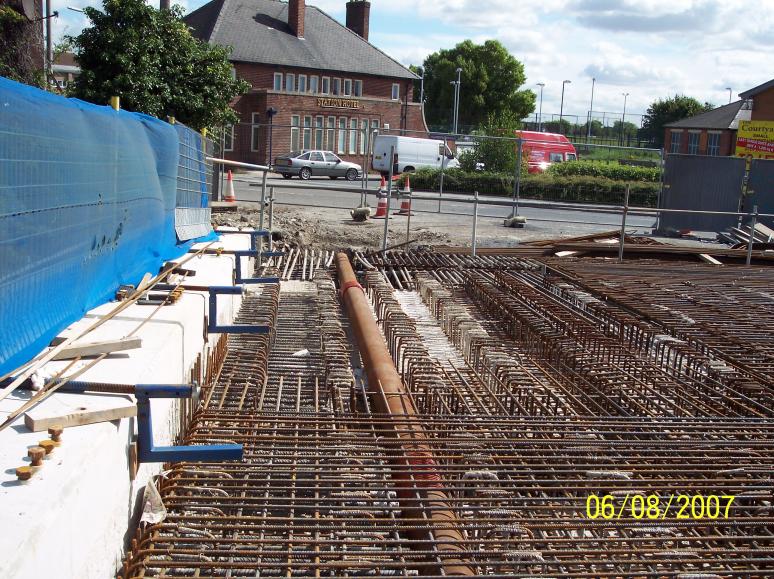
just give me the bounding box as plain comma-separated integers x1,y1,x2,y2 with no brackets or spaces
317,97,361,110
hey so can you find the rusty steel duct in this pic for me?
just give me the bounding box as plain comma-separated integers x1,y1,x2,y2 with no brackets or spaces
335,252,474,577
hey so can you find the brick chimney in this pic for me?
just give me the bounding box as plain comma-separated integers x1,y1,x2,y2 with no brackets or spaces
288,0,305,38
346,0,370,41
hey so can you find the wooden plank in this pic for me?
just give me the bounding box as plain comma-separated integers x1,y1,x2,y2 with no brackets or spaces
23,395,136,431
51,337,142,360
698,253,723,265
754,222,774,241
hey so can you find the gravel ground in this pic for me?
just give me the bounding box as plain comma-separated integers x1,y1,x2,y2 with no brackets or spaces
211,203,725,252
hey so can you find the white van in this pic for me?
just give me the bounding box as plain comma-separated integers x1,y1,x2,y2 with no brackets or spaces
372,135,459,174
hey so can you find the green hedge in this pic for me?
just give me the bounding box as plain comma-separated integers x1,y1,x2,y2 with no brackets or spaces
399,169,660,207
546,160,661,182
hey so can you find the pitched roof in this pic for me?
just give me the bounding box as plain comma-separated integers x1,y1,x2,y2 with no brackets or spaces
184,0,417,80
664,100,752,130
739,78,774,99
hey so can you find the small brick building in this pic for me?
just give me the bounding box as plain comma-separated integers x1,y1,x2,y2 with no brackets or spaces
664,78,774,156
185,0,427,166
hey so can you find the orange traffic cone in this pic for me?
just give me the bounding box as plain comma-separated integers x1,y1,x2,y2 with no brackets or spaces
395,174,414,216
372,196,389,219
224,170,236,202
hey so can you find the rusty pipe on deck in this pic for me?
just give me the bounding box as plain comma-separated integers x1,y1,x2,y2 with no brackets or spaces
335,252,474,576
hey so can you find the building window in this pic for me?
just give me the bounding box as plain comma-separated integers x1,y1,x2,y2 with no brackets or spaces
286,73,295,92
224,125,234,151
251,113,261,152
391,83,399,100
326,116,335,149
688,132,700,155
290,115,300,152
315,116,324,149
349,118,358,154
310,75,319,94
358,119,368,155
354,80,362,97
707,132,721,156
670,131,682,154
273,73,283,91
321,76,330,95
344,79,352,96
338,117,347,154
298,74,307,93
303,116,312,149
333,78,341,96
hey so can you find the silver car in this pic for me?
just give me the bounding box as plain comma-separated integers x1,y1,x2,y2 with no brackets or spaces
275,150,362,181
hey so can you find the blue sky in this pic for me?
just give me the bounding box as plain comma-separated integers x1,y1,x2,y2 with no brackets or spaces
55,0,774,126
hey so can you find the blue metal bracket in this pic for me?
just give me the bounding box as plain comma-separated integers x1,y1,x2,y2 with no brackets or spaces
208,286,273,334
135,384,242,463
233,250,281,285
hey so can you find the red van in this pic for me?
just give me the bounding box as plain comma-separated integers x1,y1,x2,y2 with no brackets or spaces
515,131,577,173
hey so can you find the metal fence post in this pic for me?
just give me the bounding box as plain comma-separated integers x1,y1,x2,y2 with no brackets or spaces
382,145,395,251
746,205,758,266
618,185,630,262
438,137,447,213
472,190,479,257
510,138,523,218
268,186,274,232
656,148,665,231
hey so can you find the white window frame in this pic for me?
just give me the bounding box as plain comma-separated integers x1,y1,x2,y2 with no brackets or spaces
687,131,700,155
224,125,234,152
303,115,312,150
354,79,362,97
391,83,399,100
290,115,300,152
273,73,283,91
349,118,358,154
344,79,352,96
359,119,368,155
321,76,330,95
707,131,721,156
315,116,324,149
298,74,307,93
310,75,319,94
286,73,295,92
333,78,341,96
326,116,335,149
251,113,261,152
338,117,347,154
670,130,682,154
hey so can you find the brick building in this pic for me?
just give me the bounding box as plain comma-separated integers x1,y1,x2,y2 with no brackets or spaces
664,78,774,156
185,0,427,166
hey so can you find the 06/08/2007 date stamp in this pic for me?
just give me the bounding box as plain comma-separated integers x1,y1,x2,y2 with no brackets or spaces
585,494,736,520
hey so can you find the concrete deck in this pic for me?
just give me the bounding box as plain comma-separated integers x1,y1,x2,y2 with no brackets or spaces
0,231,256,579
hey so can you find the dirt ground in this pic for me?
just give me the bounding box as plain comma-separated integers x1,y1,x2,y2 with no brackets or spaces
211,203,639,252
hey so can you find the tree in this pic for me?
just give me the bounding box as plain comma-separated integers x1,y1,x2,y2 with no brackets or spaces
642,95,713,148
462,111,528,174
421,40,535,132
0,4,44,87
70,0,248,129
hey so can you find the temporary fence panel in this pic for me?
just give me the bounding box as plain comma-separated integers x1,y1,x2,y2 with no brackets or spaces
0,77,212,375
659,154,746,233
745,159,774,229
174,123,212,240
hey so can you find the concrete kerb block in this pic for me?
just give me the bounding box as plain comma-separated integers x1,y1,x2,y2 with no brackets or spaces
504,215,527,228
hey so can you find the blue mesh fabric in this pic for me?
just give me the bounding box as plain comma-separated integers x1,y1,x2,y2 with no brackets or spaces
0,77,213,375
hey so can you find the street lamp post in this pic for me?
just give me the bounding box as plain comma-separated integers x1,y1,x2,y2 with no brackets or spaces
726,87,732,104
536,83,545,132
587,77,595,142
559,80,571,132
419,68,425,105
266,107,278,168
450,67,462,134
620,92,629,146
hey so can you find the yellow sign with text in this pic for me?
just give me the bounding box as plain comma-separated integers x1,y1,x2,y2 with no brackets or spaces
735,120,774,159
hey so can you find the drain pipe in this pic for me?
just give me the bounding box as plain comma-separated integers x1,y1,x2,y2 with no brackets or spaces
335,253,474,576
